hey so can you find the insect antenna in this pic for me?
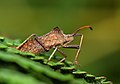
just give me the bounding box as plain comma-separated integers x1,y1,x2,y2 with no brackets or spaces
73,26,93,36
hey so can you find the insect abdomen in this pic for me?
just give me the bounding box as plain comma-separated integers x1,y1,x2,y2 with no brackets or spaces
17,38,45,55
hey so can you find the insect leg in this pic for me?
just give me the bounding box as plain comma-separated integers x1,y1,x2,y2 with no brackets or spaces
47,47,58,63
63,45,79,49
63,34,83,66
57,49,67,63
74,34,83,66
16,34,38,50
73,26,92,36
16,34,48,55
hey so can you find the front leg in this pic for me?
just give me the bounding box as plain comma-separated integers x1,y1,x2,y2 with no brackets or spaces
62,34,83,66
74,34,83,66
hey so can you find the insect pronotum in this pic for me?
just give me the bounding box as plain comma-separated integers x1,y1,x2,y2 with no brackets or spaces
16,26,92,66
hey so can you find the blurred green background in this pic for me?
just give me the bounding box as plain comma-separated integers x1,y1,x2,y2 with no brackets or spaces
0,0,120,83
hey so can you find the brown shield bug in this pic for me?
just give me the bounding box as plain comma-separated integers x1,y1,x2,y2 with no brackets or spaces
16,26,92,66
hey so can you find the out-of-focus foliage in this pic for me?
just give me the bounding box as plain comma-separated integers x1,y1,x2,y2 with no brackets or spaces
0,36,112,84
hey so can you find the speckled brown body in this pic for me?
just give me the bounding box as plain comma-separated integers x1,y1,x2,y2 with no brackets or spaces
38,28,66,50
17,27,70,55
16,36,45,54
17,26,92,65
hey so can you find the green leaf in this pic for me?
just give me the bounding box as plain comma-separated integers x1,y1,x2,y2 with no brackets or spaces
0,36,112,84
0,68,45,84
